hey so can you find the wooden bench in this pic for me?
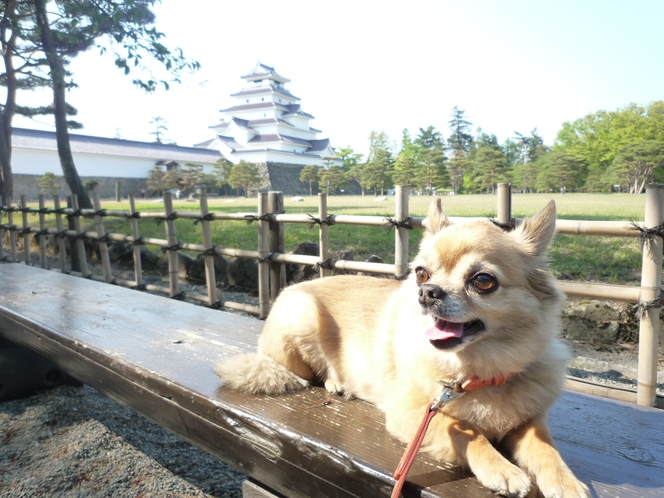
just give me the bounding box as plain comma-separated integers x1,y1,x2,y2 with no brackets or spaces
0,263,662,498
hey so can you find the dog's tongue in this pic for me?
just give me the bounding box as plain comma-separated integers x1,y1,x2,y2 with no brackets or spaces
425,319,464,341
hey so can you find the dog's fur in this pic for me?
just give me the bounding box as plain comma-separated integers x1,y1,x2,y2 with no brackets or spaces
216,199,589,498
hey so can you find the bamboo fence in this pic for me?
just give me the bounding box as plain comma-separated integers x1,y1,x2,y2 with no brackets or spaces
0,184,662,407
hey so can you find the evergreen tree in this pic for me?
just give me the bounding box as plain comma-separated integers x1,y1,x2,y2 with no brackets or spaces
228,160,261,197
413,126,448,194
38,172,61,196
299,165,319,196
446,149,471,195
474,146,508,194
535,152,587,193
447,106,473,154
393,129,418,187
362,130,393,195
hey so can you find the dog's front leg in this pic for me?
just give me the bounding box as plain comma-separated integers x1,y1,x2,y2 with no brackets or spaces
389,407,531,498
502,416,589,498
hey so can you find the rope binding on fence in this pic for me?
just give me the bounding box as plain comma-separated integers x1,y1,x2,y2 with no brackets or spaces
157,212,178,224
629,220,664,250
383,216,413,234
194,213,215,225
243,213,273,224
307,214,334,229
633,297,663,320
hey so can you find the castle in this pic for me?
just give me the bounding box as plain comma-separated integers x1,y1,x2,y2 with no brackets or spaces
195,63,342,194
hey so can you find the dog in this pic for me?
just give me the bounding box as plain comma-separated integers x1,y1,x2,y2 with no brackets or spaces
216,199,589,498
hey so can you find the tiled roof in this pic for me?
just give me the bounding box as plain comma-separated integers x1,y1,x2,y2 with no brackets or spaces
308,138,331,152
281,103,315,119
230,87,300,101
240,63,290,83
12,128,221,163
219,102,289,113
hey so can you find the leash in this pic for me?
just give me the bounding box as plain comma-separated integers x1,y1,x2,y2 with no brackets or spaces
391,374,515,498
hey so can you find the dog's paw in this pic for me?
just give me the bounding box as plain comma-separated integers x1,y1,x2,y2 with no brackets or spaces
475,462,531,498
536,466,590,498
324,378,345,395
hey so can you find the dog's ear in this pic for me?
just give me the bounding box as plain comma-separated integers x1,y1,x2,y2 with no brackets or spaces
513,200,557,256
422,197,451,236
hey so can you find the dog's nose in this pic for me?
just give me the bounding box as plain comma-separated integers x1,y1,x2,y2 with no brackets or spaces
418,284,446,307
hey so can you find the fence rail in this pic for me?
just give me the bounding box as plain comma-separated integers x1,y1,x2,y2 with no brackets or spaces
0,184,662,407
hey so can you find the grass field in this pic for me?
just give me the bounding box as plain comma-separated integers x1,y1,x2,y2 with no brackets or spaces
6,193,647,285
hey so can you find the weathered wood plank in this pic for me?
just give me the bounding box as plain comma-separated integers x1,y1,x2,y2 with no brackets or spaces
0,263,662,498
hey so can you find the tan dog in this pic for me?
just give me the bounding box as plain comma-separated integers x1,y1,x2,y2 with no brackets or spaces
216,199,589,498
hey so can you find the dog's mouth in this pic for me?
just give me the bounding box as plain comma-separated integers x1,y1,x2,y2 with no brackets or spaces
425,318,485,350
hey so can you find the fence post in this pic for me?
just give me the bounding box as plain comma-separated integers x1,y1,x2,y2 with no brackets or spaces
128,195,143,288
497,183,512,225
163,192,180,298
38,195,47,268
257,192,270,319
53,195,67,273
71,195,89,277
268,191,285,301
199,193,218,306
394,186,410,278
6,196,17,262
0,195,4,262
20,195,32,266
318,193,329,278
92,193,112,283
637,184,664,406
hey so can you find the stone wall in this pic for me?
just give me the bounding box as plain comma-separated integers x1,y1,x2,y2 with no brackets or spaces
261,162,362,196
12,174,147,201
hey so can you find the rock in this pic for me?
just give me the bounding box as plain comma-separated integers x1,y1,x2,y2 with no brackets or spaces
227,257,258,292
328,250,355,276
286,242,319,284
185,253,229,286
358,255,388,278
291,196,304,202
561,301,622,344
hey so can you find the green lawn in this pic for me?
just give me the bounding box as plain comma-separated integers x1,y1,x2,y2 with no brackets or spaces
4,193,647,285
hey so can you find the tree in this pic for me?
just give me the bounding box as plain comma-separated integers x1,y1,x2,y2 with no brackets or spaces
318,165,348,195
179,163,204,195
511,162,538,193
146,165,178,196
474,146,508,194
555,102,664,186
38,172,60,196
393,130,418,187
150,116,170,144
413,126,448,194
299,165,319,196
211,157,233,195
0,0,200,207
227,160,261,197
83,178,99,193
536,152,587,193
362,130,393,195
446,149,470,195
605,141,664,194
514,128,548,164
447,106,473,154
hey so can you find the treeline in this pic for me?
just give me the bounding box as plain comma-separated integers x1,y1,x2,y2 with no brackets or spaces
309,102,664,195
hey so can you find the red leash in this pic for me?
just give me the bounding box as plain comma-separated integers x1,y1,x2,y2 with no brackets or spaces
391,374,515,498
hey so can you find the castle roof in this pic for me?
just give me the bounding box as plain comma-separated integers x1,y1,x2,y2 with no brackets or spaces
231,86,300,101
241,63,290,84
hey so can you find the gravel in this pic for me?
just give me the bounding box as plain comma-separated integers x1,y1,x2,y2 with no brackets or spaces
0,385,246,497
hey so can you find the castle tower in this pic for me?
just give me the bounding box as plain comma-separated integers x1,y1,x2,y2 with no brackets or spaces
196,63,341,169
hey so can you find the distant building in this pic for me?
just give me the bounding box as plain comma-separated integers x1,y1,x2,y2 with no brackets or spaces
10,128,221,200
195,63,342,194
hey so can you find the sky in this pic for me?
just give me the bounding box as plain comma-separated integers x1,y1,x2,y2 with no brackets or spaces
12,0,664,158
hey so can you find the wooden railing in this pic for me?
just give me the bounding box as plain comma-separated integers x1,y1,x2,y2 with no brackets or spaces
0,183,662,407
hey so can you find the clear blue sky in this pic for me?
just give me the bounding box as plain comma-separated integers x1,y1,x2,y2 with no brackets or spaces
14,0,664,157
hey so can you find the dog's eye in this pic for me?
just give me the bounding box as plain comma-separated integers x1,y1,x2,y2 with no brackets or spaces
415,267,430,284
473,274,498,293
